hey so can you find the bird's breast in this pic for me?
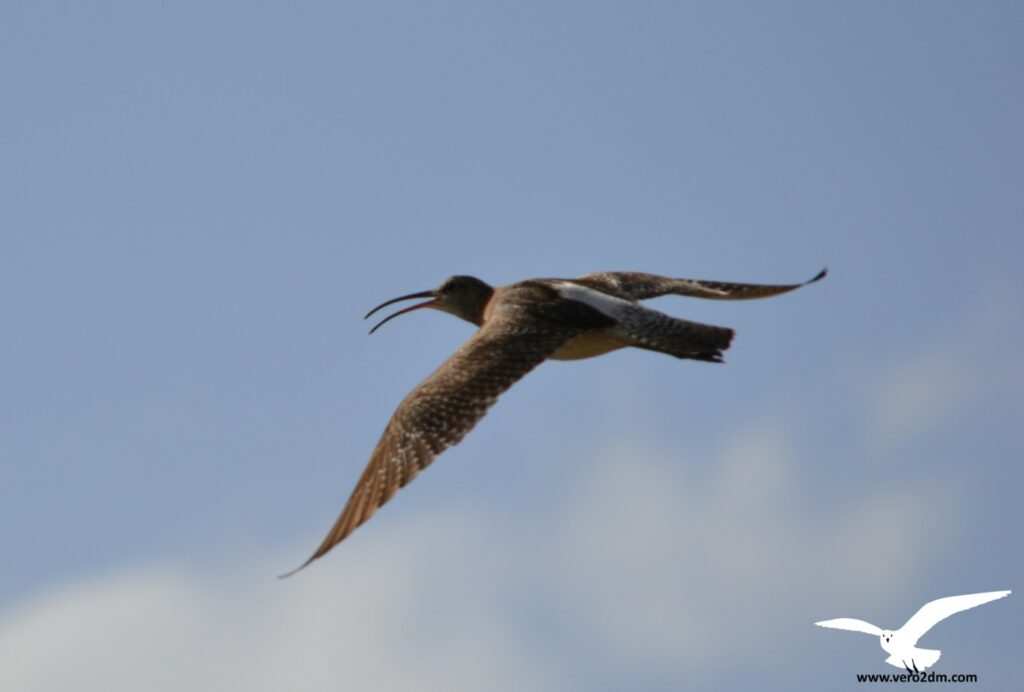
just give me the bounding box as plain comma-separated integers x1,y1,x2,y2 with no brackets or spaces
550,330,629,361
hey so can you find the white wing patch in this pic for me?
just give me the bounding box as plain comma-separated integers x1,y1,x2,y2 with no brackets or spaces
814,618,883,636
551,281,633,319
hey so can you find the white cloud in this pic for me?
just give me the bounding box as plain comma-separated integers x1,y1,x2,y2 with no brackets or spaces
0,418,961,691
864,297,1023,444
0,518,565,692
552,423,958,674
868,350,969,443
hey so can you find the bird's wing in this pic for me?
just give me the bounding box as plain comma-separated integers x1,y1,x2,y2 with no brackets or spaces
815,618,883,636
282,295,610,576
899,590,1011,645
574,267,827,302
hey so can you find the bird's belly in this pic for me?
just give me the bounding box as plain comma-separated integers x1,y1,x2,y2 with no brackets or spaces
885,648,941,670
550,331,629,360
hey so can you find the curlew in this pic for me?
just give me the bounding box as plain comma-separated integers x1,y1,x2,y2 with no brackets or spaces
282,268,826,575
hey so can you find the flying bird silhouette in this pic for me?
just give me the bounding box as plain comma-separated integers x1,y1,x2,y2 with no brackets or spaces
816,590,1011,672
282,267,826,576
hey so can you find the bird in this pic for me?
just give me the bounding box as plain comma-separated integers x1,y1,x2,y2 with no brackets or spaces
281,267,827,576
815,590,1011,672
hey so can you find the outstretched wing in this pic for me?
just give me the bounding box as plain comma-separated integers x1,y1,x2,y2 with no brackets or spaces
815,618,883,637
575,267,827,302
282,294,610,576
899,590,1011,645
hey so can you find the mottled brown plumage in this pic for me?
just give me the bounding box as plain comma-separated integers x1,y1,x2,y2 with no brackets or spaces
574,268,827,302
282,268,825,575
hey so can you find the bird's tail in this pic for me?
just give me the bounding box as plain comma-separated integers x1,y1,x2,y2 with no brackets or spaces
617,310,735,363
886,649,941,672
915,649,941,670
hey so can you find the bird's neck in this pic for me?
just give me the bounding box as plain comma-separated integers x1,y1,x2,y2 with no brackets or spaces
463,288,493,326
443,286,494,327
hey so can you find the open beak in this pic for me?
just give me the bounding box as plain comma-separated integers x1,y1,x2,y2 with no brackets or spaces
364,289,437,334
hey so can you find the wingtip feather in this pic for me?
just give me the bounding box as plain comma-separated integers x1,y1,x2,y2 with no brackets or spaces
277,555,318,579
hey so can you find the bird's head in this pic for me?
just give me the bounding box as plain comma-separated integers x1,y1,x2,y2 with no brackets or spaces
880,630,894,645
365,275,494,332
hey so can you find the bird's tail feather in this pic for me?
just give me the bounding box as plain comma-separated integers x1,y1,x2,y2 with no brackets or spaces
622,315,735,363
886,649,941,671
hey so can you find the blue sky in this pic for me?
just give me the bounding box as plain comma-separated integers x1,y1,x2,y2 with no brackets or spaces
2,2,1021,690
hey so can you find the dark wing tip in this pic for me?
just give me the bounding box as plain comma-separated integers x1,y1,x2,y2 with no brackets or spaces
808,267,828,284
277,557,315,580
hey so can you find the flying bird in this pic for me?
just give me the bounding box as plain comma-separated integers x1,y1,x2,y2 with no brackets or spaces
816,590,1011,672
282,267,826,576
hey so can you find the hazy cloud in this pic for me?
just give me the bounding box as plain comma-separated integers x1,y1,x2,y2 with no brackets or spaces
0,518,564,692
553,423,957,674
865,297,1023,444
0,421,959,691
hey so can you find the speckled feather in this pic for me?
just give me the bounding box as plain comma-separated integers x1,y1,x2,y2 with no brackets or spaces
610,302,734,362
575,268,827,302
284,268,825,574
283,287,613,575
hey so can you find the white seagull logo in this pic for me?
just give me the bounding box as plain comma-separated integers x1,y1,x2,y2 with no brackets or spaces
816,590,1010,673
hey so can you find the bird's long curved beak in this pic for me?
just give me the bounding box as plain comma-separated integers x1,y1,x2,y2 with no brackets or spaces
365,289,437,334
